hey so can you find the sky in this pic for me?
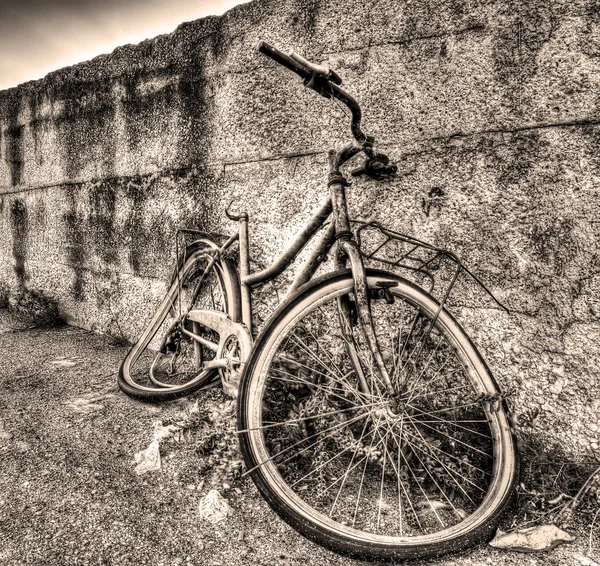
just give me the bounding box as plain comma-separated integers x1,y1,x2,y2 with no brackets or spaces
0,0,247,90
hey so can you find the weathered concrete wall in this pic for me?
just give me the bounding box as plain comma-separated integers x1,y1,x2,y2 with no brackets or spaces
1,0,599,455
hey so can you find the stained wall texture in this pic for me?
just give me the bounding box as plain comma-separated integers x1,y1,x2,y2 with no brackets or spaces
0,0,599,455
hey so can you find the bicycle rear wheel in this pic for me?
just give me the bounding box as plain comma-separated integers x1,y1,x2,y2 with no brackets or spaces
119,239,241,401
238,269,518,561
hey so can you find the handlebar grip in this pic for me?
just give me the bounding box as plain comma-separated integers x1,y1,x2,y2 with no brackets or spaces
258,42,311,81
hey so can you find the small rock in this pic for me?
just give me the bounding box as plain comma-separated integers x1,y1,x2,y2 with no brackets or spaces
490,524,575,553
65,397,105,414
0,420,13,441
134,440,161,475
49,358,77,367
198,490,230,524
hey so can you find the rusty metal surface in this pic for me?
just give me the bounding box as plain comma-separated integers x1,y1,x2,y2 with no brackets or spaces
241,196,333,288
186,309,252,398
287,219,336,296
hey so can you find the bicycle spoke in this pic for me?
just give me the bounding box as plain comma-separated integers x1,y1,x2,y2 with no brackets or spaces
402,333,444,398
393,431,446,529
309,311,348,377
352,449,371,528
289,332,347,382
398,311,421,369
406,403,492,439
401,418,484,501
242,410,374,477
275,348,341,383
405,415,489,457
329,417,372,515
400,425,490,479
407,401,485,416
409,383,470,401
375,423,424,532
397,416,404,536
392,299,406,382
274,348,373,404
396,431,459,514
404,355,453,404
353,418,390,528
291,423,382,489
411,419,488,423
286,331,375,400
321,418,389,501
398,315,442,383
268,369,373,409
377,423,392,533
238,402,381,434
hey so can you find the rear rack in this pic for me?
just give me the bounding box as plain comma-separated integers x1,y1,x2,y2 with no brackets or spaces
352,220,509,313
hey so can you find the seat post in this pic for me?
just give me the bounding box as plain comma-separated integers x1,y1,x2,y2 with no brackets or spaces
238,213,253,336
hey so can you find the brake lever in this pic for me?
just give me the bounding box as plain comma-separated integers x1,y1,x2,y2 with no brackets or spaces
305,73,333,98
290,51,342,85
351,156,398,181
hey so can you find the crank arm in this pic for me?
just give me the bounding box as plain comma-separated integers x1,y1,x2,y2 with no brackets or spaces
186,309,252,397
202,358,236,369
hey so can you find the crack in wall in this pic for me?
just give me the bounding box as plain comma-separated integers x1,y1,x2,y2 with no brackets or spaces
221,149,325,171
431,118,600,142
322,23,487,56
4,114,600,195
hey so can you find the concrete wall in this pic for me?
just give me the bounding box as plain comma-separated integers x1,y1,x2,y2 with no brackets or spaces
1,0,599,455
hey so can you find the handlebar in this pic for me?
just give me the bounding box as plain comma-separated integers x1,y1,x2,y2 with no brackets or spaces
258,41,371,145
258,42,312,82
289,51,342,85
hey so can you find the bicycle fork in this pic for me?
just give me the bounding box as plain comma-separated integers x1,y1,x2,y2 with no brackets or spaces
328,152,397,398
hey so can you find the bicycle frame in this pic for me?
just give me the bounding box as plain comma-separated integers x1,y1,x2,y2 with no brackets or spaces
212,145,397,396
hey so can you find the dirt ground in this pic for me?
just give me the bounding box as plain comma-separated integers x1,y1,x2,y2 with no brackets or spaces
0,310,598,566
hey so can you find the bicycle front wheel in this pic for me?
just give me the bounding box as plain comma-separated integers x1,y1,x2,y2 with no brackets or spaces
238,269,517,561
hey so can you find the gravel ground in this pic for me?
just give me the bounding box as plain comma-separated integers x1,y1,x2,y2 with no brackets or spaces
0,310,597,566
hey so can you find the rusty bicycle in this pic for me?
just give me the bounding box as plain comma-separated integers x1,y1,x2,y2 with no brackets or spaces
119,42,518,561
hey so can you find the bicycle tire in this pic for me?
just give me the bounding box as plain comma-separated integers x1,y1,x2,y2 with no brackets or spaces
119,239,241,401
238,268,518,561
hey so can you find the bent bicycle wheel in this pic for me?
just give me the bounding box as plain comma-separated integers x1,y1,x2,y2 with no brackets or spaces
119,239,241,401
238,269,518,561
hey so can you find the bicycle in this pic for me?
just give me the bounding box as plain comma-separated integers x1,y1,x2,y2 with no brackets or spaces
119,42,519,561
